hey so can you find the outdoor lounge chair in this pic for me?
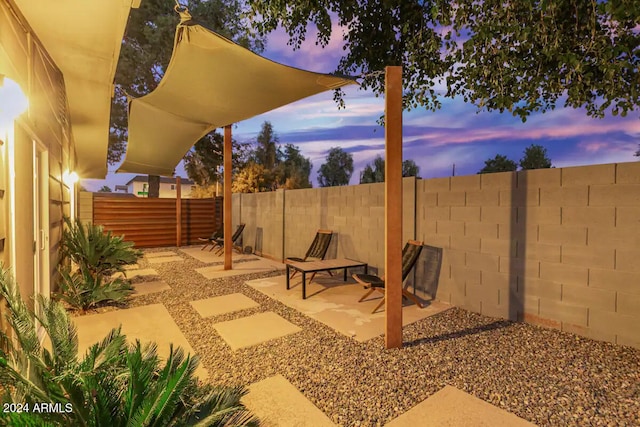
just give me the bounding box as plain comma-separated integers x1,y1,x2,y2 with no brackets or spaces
353,240,424,313
213,223,246,255
286,229,333,283
198,229,223,251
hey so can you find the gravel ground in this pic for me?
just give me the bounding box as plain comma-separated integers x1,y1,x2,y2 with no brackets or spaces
122,247,640,426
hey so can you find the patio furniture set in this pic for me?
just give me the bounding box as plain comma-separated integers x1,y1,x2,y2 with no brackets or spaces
200,227,426,313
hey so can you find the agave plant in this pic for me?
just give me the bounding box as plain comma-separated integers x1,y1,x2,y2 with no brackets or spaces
0,267,260,426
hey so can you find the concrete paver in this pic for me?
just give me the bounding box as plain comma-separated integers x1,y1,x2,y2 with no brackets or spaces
132,280,171,297
242,375,336,427
246,275,450,342
113,268,158,279
190,293,259,317
385,386,537,427
213,312,301,350
180,246,258,264
73,304,208,380
147,255,184,264
196,259,285,279
145,251,178,258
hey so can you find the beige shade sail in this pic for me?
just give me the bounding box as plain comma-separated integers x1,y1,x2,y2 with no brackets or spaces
118,10,358,177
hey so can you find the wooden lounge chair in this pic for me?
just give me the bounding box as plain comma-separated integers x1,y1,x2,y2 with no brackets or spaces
286,229,333,283
213,223,246,255
353,240,424,313
198,229,223,251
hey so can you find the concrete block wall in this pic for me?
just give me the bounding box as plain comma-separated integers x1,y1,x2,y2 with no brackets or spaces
417,162,640,348
234,190,284,259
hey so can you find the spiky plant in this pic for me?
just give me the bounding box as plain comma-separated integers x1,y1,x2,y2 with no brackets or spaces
0,267,260,426
61,216,142,278
57,264,134,312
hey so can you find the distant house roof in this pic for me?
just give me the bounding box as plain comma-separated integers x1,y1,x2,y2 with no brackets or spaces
125,175,195,186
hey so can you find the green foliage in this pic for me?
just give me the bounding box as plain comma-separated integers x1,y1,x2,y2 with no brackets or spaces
184,131,251,187
98,185,112,193
0,269,259,426
247,0,639,121
634,144,639,158
520,144,553,170
359,156,421,183
109,0,265,164
231,162,269,193
253,121,281,170
278,144,313,189
58,217,142,311
478,154,518,174
318,147,354,187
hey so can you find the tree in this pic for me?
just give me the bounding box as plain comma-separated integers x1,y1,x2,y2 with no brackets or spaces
183,131,251,187
520,144,553,170
98,185,112,193
231,162,269,193
248,0,639,120
110,1,264,194
359,156,421,183
253,121,280,170
278,144,312,189
478,154,518,174
635,144,639,158
317,147,354,187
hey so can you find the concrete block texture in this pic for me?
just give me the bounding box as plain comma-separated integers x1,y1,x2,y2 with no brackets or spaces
562,163,616,186
561,244,615,269
437,190,466,207
518,206,561,225
539,298,588,327
589,184,640,207
436,220,465,236
450,235,481,253
516,242,561,263
450,174,481,192
518,276,562,301
561,284,616,312
500,188,540,207
587,226,640,250
539,186,588,207
539,261,589,287
616,292,640,317
466,190,500,207
481,238,516,257
538,224,587,246
517,168,561,188
589,267,640,295
480,171,516,189
589,309,640,343
616,249,640,273
465,222,499,239
422,176,450,192
481,206,517,224
616,206,640,228
616,161,640,184
451,206,481,222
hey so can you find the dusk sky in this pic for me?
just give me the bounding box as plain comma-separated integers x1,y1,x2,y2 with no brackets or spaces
82,25,640,191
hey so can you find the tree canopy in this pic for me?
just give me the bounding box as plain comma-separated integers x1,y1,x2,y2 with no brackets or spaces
635,144,640,158
478,154,518,174
359,156,421,183
317,147,354,187
183,131,250,187
520,144,553,170
109,0,264,164
247,0,639,120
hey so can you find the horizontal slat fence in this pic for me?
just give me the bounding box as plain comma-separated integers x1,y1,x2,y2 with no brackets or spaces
91,194,222,248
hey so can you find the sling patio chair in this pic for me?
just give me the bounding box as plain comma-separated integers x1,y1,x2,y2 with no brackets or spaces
213,223,246,255
198,229,223,251
286,229,333,284
353,240,424,313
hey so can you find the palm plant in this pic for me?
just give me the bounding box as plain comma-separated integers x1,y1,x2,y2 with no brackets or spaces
57,216,142,311
0,267,259,426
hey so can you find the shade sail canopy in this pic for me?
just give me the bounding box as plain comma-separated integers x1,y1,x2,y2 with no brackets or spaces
14,0,141,178
118,11,357,176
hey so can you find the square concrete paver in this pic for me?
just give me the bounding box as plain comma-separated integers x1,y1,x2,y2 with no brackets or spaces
145,251,178,258
246,275,450,342
113,268,158,280
213,312,301,350
242,375,335,427
196,258,285,279
132,280,171,297
148,255,184,264
73,304,207,380
190,293,259,318
385,386,537,427
180,246,258,264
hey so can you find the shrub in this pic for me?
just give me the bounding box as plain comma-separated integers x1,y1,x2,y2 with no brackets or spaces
57,217,142,311
0,267,259,426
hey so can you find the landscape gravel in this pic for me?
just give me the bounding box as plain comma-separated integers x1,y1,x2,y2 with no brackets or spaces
123,247,640,426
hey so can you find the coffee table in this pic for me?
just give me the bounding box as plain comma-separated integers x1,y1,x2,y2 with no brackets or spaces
285,258,368,299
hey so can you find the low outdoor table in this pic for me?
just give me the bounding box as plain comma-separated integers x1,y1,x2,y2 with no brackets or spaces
285,258,368,299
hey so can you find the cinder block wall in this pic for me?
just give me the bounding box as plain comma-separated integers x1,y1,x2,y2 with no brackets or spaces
233,162,639,348
417,162,640,348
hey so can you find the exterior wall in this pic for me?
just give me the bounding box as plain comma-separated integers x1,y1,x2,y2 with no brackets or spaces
128,181,194,198
233,163,640,348
0,0,73,301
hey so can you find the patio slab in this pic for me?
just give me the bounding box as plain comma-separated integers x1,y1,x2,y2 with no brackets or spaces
132,280,171,297
145,251,178,258
213,312,301,350
190,293,259,318
147,255,184,264
242,375,335,427
385,385,537,426
196,258,285,279
246,275,451,342
73,304,208,380
180,246,258,264
114,268,158,279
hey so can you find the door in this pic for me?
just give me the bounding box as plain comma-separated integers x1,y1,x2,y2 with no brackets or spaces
33,140,49,328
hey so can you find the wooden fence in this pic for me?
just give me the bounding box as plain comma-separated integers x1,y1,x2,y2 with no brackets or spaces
87,193,222,248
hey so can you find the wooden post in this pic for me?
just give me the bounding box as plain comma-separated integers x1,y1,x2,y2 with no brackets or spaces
176,176,182,247
224,125,232,270
385,65,403,349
